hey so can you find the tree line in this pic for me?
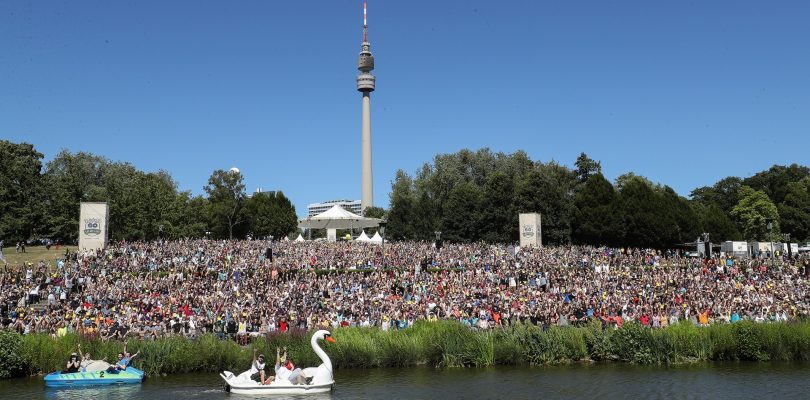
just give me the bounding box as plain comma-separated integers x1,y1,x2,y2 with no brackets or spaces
0,140,297,244
2,140,808,247
386,148,810,247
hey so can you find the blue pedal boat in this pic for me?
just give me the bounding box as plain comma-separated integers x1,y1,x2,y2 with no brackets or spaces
44,367,145,387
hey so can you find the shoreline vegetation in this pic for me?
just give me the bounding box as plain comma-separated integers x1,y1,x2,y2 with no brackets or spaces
2,320,810,379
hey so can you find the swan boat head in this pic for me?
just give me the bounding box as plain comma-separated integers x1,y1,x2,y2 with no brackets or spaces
310,329,336,383
313,329,337,344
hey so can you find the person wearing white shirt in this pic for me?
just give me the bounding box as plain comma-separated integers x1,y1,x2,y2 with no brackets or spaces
249,348,273,385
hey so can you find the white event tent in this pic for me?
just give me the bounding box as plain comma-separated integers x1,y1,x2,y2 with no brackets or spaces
298,205,382,242
355,231,372,242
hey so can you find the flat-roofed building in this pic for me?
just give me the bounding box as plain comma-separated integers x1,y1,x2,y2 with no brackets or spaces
307,199,363,217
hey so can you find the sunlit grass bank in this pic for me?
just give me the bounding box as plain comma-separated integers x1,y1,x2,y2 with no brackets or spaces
1,245,77,268
3,320,810,378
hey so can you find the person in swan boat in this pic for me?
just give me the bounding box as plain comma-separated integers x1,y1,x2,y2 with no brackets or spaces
250,348,274,385
275,347,311,385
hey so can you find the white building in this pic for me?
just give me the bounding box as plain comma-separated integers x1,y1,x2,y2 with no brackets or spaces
720,241,748,257
248,188,276,198
307,199,363,218
775,242,800,255
748,242,774,257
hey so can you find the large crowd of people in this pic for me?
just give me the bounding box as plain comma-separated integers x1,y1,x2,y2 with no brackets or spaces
2,239,809,341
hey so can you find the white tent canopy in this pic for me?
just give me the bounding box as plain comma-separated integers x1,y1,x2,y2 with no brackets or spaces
370,231,383,243
356,231,371,242
294,234,305,242
298,205,381,230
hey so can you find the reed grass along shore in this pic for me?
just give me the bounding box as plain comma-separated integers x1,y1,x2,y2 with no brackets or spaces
2,320,810,379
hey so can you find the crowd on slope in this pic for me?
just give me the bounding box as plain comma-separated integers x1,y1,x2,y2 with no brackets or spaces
1,239,809,341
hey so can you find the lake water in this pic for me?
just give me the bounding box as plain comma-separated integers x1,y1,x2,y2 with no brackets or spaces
2,363,809,400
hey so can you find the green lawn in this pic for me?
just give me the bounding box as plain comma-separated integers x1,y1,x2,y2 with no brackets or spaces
1,245,77,268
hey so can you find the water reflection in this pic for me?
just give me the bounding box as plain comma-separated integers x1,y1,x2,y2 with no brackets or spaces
44,384,140,400
2,363,810,400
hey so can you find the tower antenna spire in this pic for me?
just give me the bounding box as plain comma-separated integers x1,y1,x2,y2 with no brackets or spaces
363,1,368,42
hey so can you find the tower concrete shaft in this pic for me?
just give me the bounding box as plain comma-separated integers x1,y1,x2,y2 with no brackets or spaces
357,2,375,212
361,92,373,211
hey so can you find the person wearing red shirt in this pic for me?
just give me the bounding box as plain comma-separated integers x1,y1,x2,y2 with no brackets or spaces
639,314,650,326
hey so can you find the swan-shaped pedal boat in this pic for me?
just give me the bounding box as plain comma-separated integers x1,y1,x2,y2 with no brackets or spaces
44,367,145,387
221,330,336,395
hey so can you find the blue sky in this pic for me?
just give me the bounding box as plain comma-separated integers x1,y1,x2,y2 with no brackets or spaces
2,0,809,216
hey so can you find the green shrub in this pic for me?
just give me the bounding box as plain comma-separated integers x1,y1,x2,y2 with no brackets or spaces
610,322,655,364
0,330,28,378
492,328,523,365
376,331,421,367
708,324,738,360
732,321,769,361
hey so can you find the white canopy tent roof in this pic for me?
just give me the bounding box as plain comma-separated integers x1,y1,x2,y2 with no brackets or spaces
370,231,383,243
294,234,305,242
298,205,381,230
356,231,371,242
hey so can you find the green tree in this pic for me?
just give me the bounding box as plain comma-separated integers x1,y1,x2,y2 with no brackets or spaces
514,163,575,245
691,177,743,215
777,177,810,242
574,152,602,183
176,194,210,238
617,175,668,248
693,203,741,241
244,191,298,239
127,171,188,240
204,169,247,239
40,150,196,242
411,190,438,241
658,186,700,245
440,183,484,243
387,170,418,240
743,164,810,205
0,141,44,243
480,171,517,243
41,150,111,243
362,206,386,219
615,172,655,191
730,186,780,241
572,173,622,246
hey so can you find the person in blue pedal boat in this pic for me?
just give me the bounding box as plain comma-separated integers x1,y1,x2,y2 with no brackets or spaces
107,341,139,373
63,353,80,374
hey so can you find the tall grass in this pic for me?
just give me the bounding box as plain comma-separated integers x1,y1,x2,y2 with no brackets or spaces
4,320,810,378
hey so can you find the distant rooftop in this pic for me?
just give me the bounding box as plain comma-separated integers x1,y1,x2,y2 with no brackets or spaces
307,199,363,217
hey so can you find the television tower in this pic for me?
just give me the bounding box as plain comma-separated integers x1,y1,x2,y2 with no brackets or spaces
357,1,375,212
